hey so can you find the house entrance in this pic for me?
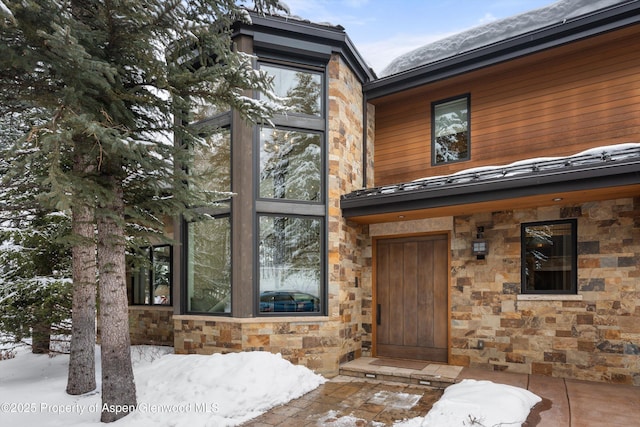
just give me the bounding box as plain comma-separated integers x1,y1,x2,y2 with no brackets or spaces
375,234,448,362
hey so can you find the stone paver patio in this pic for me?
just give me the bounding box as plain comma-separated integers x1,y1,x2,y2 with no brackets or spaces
243,358,640,426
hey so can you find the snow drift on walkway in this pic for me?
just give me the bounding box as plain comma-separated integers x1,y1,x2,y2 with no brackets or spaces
395,379,542,427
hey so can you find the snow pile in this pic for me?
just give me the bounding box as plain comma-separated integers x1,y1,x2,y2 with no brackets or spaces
381,0,625,76
413,142,640,184
0,346,325,427
318,410,384,426
346,142,640,200
116,351,326,426
395,379,541,427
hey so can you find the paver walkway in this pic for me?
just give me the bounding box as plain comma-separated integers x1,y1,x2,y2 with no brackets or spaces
244,375,443,426
243,358,640,426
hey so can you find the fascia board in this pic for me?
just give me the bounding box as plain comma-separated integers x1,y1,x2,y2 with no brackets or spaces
341,161,640,216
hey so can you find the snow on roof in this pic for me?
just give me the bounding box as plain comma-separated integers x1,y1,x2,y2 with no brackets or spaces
380,0,628,77
343,143,640,199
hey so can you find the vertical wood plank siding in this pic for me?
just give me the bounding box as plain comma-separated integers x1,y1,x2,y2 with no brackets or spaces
371,25,640,186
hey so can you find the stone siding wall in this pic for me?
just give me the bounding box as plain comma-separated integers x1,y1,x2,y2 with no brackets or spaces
173,316,342,376
128,306,174,346
451,198,640,385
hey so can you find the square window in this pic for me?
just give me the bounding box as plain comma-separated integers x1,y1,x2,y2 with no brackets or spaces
258,215,322,314
432,95,470,165
521,220,577,294
259,128,322,202
260,64,322,117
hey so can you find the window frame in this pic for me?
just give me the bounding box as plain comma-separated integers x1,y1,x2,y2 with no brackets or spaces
255,59,328,317
257,126,324,204
129,244,173,306
258,62,325,119
255,213,325,316
182,111,233,315
431,94,471,166
178,57,328,317
183,212,232,314
520,219,578,295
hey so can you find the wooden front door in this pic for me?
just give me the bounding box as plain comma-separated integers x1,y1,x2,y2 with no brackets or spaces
376,234,448,362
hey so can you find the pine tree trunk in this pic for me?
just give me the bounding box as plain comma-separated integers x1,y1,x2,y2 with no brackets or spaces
31,321,51,354
67,150,97,395
98,175,136,423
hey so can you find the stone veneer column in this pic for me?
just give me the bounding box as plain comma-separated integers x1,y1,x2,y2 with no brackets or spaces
327,54,374,364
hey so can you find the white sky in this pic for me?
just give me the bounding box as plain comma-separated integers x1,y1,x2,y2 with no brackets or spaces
283,0,557,74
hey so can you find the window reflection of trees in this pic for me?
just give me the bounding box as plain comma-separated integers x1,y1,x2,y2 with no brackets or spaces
434,98,468,163
260,129,321,201
525,225,553,273
188,217,231,313
261,66,321,116
260,68,322,202
191,129,231,199
259,216,321,298
258,66,323,306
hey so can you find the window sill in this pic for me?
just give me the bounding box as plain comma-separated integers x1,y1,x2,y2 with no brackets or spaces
128,305,173,310
173,314,331,323
517,294,582,301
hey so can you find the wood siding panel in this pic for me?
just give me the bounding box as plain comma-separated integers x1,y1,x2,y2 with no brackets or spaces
376,243,390,345
403,242,418,347
388,242,404,346
372,26,640,186
418,241,434,347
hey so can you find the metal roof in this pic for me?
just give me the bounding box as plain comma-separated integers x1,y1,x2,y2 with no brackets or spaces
341,145,640,219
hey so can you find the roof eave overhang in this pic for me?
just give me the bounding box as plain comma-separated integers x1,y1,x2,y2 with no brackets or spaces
364,1,640,100
234,12,376,83
340,161,640,219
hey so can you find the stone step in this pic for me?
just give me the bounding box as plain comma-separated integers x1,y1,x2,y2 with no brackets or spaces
339,357,462,389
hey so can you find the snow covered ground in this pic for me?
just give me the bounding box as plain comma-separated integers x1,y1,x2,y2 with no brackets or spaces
0,346,540,426
0,346,324,426
396,379,541,427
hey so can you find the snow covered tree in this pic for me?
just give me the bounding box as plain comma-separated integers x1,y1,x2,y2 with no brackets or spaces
1,0,286,422
0,94,72,355
0,210,72,354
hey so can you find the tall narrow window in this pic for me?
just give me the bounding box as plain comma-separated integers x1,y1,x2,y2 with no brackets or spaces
187,215,231,313
521,220,577,294
432,95,470,165
192,128,231,200
130,245,172,305
185,119,232,313
255,61,326,316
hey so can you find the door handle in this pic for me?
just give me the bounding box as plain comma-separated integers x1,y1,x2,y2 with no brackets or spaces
377,304,381,325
